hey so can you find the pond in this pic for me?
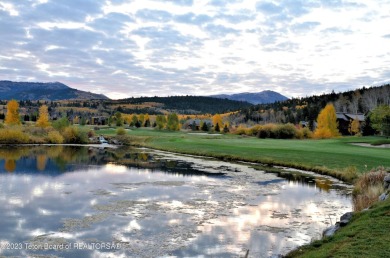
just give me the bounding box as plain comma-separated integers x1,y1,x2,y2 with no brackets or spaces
0,145,352,258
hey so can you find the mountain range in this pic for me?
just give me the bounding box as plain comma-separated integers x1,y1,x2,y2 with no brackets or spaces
0,81,288,105
0,81,109,100
210,90,289,104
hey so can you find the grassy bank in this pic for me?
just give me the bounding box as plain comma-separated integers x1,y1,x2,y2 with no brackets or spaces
100,128,390,183
286,197,390,257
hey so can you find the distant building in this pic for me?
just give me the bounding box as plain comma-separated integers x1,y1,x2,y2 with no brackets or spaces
336,112,365,135
184,119,213,130
92,116,108,125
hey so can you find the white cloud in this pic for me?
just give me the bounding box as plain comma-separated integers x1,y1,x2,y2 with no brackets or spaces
0,0,389,98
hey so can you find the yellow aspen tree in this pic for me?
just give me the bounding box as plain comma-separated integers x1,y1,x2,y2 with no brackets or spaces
314,103,340,138
36,105,50,128
348,117,360,135
212,114,223,128
5,100,21,125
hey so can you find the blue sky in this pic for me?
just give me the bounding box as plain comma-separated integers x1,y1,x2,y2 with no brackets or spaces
0,0,389,99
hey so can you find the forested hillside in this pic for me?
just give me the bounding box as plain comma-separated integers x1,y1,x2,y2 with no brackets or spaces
0,81,109,100
230,84,390,126
113,96,252,114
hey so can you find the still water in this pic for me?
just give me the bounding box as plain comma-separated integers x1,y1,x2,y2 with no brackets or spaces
0,146,351,257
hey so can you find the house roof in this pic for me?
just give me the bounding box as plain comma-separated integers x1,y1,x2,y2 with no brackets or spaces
344,113,365,122
336,112,365,122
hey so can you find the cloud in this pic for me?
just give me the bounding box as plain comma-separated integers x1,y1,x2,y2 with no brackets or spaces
0,0,389,99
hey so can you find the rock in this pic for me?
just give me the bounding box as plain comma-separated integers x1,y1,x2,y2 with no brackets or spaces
322,223,340,237
379,193,389,201
339,212,353,226
384,174,390,189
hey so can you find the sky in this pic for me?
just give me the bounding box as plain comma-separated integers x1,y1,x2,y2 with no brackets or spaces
0,0,390,99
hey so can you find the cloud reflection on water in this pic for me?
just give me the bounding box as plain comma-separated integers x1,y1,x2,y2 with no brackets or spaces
0,146,351,257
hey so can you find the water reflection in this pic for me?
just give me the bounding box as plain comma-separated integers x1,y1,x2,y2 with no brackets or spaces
0,146,352,257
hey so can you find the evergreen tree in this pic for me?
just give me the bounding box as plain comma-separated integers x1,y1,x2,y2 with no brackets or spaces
362,115,376,136
201,122,208,132
215,123,220,132
223,124,229,133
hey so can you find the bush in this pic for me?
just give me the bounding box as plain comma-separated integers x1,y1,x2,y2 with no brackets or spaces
62,126,88,144
257,124,277,138
53,117,70,131
0,123,3,129
246,125,262,136
116,127,126,135
301,127,313,139
47,131,64,144
234,125,247,135
273,123,297,139
0,128,29,143
87,130,95,138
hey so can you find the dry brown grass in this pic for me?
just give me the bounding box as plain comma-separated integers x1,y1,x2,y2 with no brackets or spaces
353,167,388,211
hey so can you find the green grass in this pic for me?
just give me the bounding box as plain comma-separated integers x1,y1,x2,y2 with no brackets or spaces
286,198,390,258
101,128,390,182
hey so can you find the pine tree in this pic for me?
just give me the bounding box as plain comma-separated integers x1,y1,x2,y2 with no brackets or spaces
201,122,208,132
215,123,220,132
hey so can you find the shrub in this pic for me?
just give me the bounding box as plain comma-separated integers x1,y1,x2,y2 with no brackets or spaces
87,130,95,138
257,123,277,138
246,125,262,136
0,128,29,143
0,123,3,129
301,127,313,139
234,125,247,135
47,131,64,144
116,127,126,135
62,126,88,144
53,117,70,131
273,123,297,139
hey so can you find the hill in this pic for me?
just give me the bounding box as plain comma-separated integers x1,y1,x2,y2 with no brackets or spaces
0,81,109,100
112,96,253,115
210,90,288,104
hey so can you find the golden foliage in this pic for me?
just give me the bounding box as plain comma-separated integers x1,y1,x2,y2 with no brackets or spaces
36,154,47,171
5,159,16,172
0,128,29,143
314,103,340,138
349,117,360,135
116,127,126,135
47,131,64,144
5,100,21,125
212,114,223,127
36,105,50,128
